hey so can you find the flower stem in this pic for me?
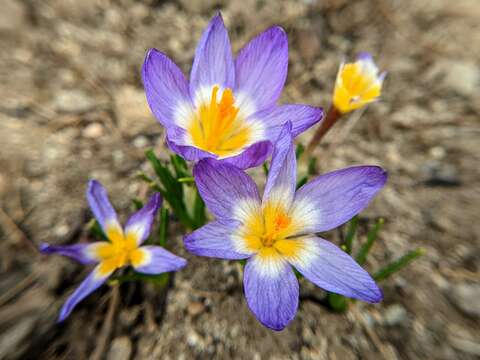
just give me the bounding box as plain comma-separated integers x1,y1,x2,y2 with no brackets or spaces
305,105,342,156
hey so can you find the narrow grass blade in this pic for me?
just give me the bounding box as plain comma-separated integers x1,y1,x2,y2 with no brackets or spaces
373,248,425,282
356,218,384,265
327,292,348,312
296,176,308,189
158,207,168,247
263,162,269,177
295,143,305,159
344,215,359,254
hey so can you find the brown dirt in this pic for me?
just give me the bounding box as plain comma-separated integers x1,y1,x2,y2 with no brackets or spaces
0,0,479,359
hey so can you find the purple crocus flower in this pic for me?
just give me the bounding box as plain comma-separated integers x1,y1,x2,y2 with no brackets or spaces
184,123,387,330
142,14,323,169
40,180,187,322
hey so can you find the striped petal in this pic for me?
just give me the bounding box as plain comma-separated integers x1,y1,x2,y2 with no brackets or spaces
124,193,162,245
184,220,250,259
291,166,387,233
193,159,261,220
284,237,383,303
190,14,235,102
223,140,272,169
142,48,193,128
39,242,106,265
263,122,296,207
58,265,111,322
256,104,323,141
243,253,299,331
86,180,121,234
133,246,187,274
235,26,288,115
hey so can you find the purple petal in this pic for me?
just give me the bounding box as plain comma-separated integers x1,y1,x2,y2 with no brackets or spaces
263,122,296,206
184,220,250,260
190,14,235,98
124,193,162,245
244,255,299,331
235,26,288,113
223,141,272,169
256,104,323,140
287,237,383,303
142,48,193,128
166,127,218,161
39,242,104,265
86,180,120,232
133,246,187,274
291,166,387,233
193,159,261,220
58,265,111,322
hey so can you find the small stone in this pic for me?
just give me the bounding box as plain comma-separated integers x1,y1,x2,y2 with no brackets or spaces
132,136,149,149
383,304,408,326
449,283,480,318
114,86,155,137
82,123,104,139
442,61,478,97
107,336,132,360
421,160,461,187
187,301,205,317
0,0,27,32
55,89,95,113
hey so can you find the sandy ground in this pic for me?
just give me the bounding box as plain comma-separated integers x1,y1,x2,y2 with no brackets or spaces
0,0,479,359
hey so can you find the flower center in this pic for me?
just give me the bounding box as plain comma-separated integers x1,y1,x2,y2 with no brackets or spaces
96,225,146,275
188,86,252,157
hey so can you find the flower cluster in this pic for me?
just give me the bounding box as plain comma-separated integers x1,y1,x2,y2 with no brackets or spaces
41,14,388,330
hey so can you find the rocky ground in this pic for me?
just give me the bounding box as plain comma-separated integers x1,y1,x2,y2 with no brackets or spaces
0,0,479,359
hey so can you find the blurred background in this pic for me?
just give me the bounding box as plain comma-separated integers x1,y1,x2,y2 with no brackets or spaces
0,0,478,359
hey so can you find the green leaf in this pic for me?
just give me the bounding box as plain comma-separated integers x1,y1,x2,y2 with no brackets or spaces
145,150,193,228
373,248,425,282
170,154,188,179
263,162,269,177
136,171,154,184
308,157,317,175
158,207,169,247
110,271,170,287
88,219,108,241
177,177,195,183
295,143,305,159
132,198,144,211
327,292,348,312
344,215,359,254
296,176,308,190
192,189,207,229
356,218,384,265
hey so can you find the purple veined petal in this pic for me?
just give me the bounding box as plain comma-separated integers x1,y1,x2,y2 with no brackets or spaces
124,193,162,245
190,14,235,100
262,122,296,207
86,180,121,233
291,166,387,233
235,26,288,113
256,104,323,140
39,242,107,265
133,245,187,274
142,48,194,128
285,236,383,303
193,159,261,220
166,127,218,162
222,140,272,170
58,265,112,322
184,220,251,260
244,254,299,331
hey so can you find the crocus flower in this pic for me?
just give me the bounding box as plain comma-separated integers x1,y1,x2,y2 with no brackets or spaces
40,180,187,322
333,52,386,113
185,123,387,330
142,14,323,169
